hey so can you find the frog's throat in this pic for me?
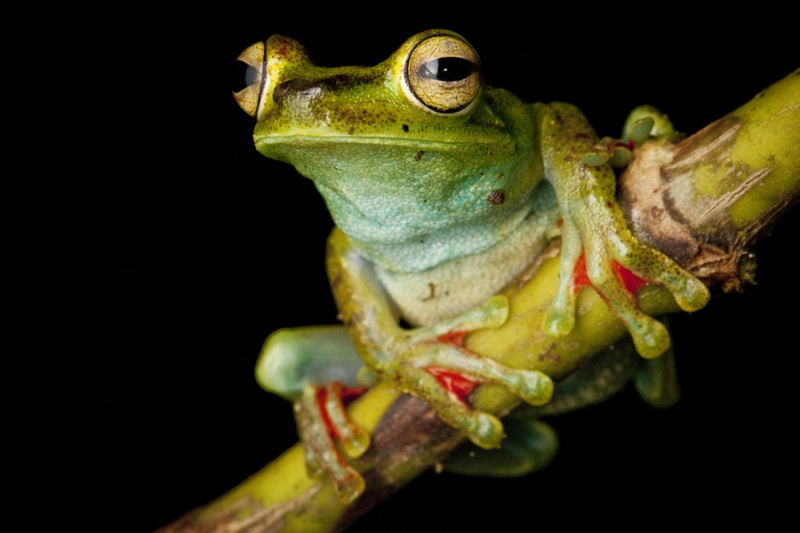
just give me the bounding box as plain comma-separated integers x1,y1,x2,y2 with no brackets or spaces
345,182,559,274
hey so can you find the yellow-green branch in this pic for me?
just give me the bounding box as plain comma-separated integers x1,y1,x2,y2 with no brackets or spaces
157,69,799,533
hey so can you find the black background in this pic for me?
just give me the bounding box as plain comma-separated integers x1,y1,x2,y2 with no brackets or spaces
52,7,797,532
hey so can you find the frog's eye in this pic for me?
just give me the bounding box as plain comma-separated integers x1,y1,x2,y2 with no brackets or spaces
234,41,267,117
404,34,481,114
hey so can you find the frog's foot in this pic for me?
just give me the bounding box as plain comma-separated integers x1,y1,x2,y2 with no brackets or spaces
586,105,677,168
379,295,555,449
295,382,370,504
256,326,372,503
622,105,676,143
543,208,709,358
540,103,707,358
443,418,558,477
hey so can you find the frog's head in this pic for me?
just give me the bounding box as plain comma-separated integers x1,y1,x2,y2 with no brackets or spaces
235,29,507,136
235,30,539,250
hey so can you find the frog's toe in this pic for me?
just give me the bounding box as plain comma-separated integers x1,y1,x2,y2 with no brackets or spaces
444,410,504,450
542,302,576,338
624,252,710,313
296,383,369,503
626,116,656,144
322,381,371,457
622,105,675,143
542,273,579,338
507,369,556,406
668,273,710,312
626,313,671,359
582,270,669,358
465,411,506,449
413,294,510,341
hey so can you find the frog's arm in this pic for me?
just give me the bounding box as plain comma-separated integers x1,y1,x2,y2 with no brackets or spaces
538,102,710,358
257,230,555,503
326,229,554,451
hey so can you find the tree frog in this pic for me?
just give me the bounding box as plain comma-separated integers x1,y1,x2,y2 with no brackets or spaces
234,29,709,503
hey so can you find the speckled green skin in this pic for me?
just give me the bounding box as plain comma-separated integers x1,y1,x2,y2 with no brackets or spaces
243,30,710,502
253,35,542,272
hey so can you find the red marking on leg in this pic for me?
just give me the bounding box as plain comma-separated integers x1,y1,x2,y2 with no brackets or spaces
426,366,479,402
331,382,368,405
572,253,591,294
315,387,338,438
312,386,352,470
612,260,649,295
573,254,649,296
318,382,367,442
437,329,468,347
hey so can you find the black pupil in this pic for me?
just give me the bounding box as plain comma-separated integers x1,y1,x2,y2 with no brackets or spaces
423,57,474,82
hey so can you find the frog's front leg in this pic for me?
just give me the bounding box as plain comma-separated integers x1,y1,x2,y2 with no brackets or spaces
327,230,554,450
539,103,710,358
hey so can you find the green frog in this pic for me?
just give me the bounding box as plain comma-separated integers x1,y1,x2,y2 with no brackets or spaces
234,29,709,503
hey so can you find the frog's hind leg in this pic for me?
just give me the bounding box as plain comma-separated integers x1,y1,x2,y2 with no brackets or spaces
295,382,368,503
256,325,371,503
579,208,708,358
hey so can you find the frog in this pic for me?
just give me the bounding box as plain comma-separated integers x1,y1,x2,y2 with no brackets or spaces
234,29,710,503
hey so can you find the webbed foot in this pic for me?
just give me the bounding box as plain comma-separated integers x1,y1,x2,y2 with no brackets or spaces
294,382,369,503
378,295,554,449
256,326,371,503
585,104,678,168
540,103,709,358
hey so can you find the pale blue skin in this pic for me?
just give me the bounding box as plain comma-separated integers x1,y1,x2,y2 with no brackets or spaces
235,30,708,502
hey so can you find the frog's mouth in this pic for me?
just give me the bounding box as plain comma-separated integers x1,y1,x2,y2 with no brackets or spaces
257,135,491,145
254,133,514,155
255,135,516,178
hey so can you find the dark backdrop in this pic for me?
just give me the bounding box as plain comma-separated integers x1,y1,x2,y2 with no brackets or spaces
52,8,797,532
